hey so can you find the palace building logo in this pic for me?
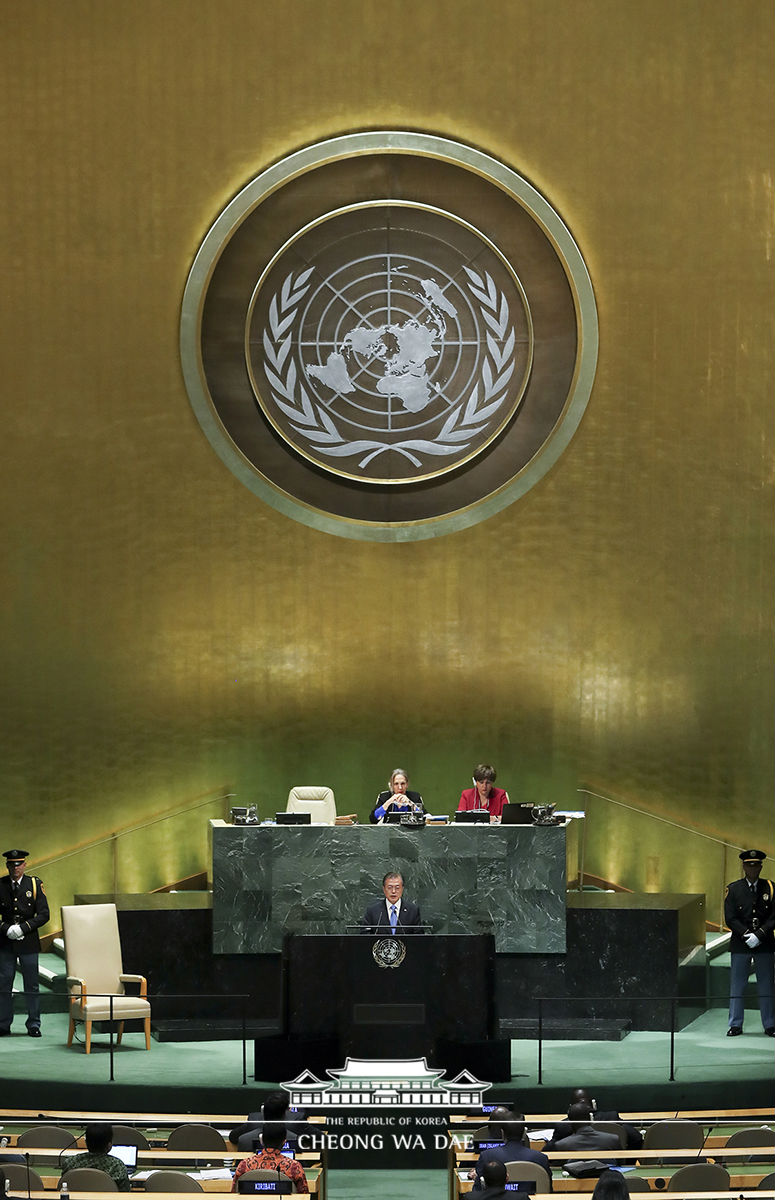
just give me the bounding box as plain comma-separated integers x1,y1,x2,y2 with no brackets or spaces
282,1057,491,1109
181,132,597,541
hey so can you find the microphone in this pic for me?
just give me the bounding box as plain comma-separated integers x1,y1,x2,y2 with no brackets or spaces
57,1133,80,1174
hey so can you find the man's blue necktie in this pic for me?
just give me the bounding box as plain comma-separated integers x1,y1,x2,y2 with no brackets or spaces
390,904,398,932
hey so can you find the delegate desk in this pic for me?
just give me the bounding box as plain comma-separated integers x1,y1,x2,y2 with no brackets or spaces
451,1146,775,1196
210,821,566,954
5,1187,318,1197
0,1149,322,1194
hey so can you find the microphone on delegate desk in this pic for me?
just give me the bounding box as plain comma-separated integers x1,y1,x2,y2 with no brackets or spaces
57,1133,80,1174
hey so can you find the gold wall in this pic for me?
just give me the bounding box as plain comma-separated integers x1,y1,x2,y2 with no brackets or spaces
1,1,772,920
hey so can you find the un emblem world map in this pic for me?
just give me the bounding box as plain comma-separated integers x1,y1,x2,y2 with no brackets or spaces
246,204,534,484
308,276,456,415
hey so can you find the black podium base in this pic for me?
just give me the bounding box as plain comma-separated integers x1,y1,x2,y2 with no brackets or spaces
434,1037,512,1082
254,1035,341,1081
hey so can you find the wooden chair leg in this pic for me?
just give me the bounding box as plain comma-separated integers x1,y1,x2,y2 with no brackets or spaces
144,1015,151,1050
116,1021,124,1046
84,1019,92,1054
67,1017,75,1047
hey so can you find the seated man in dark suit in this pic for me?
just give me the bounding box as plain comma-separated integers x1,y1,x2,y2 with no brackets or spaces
229,1091,318,1152
361,870,423,934
477,1159,510,1200
547,1088,642,1151
549,1102,621,1166
469,1110,552,1191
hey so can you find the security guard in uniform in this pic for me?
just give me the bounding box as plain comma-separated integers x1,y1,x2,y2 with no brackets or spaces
724,848,774,1037
0,849,50,1036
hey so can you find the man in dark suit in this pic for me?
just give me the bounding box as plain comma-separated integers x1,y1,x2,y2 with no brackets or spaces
229,1091,318,1152
476,1159,510,1200
548,1088,642,1151
361,871,423,934
469,1110,551,1191
0,848,50,1037
724,848,775,1037
549,1102,620,1165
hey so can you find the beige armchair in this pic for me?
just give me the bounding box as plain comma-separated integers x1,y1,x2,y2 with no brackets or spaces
286,785,336,825
61,902,151,1053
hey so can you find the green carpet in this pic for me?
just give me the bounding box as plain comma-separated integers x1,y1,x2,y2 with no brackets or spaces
0,1006,772,1114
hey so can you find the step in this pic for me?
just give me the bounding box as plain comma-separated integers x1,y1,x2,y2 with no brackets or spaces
499,1017,631,1041
38,963,68,994
151,1018,282,1043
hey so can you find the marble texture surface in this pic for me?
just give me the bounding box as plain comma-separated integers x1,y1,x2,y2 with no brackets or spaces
210,820,566,954
497,892,707,1030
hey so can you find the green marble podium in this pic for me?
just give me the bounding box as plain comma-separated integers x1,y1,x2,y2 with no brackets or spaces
210,820,566,954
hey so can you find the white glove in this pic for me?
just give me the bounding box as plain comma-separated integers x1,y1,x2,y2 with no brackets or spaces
744,931,760,949
7,924,23,940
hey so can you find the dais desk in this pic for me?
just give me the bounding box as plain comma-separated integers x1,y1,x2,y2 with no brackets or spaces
210,821,566,954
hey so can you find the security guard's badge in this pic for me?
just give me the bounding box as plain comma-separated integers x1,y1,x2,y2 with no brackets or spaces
372,937,407,969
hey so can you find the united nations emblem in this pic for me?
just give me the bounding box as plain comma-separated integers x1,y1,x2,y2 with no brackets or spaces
248,204,532,484
372,937,407,969
181,132,597,540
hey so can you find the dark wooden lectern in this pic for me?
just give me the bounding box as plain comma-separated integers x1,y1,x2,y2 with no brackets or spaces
285,933,503,1066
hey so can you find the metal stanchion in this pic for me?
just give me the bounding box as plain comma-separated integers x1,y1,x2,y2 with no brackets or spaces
242,995,248,1085
537,996,543,1085
109,993,115,1081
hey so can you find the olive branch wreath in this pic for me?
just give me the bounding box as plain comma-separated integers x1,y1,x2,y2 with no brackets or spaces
261,266,516,471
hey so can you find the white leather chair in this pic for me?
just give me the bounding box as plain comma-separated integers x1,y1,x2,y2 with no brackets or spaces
61,902,151,1053
286,785,336,825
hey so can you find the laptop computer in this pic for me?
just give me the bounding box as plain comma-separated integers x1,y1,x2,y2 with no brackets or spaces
500,804,534,825
110,1145,139,1172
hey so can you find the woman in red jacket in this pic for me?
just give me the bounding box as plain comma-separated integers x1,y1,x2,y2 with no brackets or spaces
457,763,509,822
